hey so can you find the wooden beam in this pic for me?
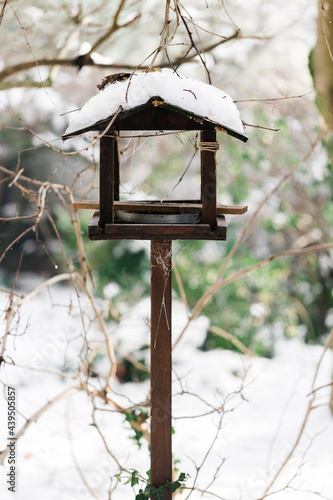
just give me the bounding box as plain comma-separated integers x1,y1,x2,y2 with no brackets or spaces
150,240,172,500
73,200,248,215
88,213,227,240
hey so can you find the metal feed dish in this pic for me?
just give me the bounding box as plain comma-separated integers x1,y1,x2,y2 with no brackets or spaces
116,210,201,224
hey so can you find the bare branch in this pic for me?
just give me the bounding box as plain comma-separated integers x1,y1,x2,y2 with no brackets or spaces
259,329,333,498
0,0,8,26
0,386,81,465
91,3,140,55
208,325,256,357
320,0,333,62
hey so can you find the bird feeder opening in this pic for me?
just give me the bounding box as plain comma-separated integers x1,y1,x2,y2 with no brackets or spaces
117,130,201,202
62,69,248,241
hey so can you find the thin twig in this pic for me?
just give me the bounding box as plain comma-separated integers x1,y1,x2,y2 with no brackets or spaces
172,133,323,349
259,329,333,498
0,386,81,465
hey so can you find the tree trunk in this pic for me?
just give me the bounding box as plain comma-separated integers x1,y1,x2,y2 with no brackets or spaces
310,1,333,132
310,0,333,415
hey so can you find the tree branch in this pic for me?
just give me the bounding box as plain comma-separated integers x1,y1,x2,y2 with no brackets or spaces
0,386,81,465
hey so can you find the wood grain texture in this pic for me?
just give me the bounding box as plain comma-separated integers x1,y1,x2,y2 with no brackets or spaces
99,136,116,227
150,240,172,500
201,129,217,229
74,200,248,215
88,216,227,240
113,135,120,202
62,100,248,143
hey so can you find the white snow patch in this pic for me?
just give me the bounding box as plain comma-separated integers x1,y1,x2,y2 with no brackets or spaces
64,68,246,137
0,284,332,500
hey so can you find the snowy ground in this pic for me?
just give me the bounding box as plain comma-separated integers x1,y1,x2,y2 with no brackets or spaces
0,280,332,500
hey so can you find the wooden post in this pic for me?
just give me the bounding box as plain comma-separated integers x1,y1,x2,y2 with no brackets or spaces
150,240,172,500
113,133,120,202
99,135,119,228
201,129,217,230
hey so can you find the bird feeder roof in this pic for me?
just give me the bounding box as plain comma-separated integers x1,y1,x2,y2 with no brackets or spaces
62,68,247,142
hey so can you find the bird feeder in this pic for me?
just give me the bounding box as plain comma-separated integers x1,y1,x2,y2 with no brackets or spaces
62,68,248,499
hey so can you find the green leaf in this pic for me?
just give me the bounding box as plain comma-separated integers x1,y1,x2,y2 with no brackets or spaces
178,472,187,482
148,486,166,500
131,470,139,487
166,480,180,493
135,489,148,500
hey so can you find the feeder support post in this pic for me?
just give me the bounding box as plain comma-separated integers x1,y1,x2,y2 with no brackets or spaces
150,239,172,500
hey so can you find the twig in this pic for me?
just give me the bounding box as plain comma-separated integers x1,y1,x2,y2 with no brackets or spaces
208,325,256,357
235,91,313,103
242,121,280,132
320,0,333,62
173,261,189,316
89,0,128,54
172,132,324,349
66,401,101,500
9,4,55,104
4,103,122,157
184,413,224,500
0,0,8,26
258,328,333,498
91,410,127,472
177,3,211,83
149,0,174,69
0,386,81,465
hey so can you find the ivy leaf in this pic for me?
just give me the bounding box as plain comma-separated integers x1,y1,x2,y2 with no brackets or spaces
148,485,166,500
135,489,148,500
178,472,187,482
166,480,180,493
114,473,121,483
131,470,139,487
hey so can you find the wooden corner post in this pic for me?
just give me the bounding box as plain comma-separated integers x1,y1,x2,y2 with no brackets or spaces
150,240,172,500
201,129,217,230
99,135,120,228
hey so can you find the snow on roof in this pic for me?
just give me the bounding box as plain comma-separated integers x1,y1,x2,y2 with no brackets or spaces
64,68,246,139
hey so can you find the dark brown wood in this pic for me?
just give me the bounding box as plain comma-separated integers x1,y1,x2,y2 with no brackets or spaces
201,129,217,230
150,240,172,500
113,134,120,201
103,223,227,239
88,213,227,240
74,200,248,215
62,99,248,143
99,136,116,227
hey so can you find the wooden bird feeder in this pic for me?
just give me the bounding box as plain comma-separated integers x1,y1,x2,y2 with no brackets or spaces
62,69,248,499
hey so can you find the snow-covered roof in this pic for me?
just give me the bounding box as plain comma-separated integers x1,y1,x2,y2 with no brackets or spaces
63,68,247,141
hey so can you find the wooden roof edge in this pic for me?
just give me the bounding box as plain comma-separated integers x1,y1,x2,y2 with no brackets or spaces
62,97,248,142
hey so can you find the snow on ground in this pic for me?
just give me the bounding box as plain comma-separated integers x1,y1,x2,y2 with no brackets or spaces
0,281,332,500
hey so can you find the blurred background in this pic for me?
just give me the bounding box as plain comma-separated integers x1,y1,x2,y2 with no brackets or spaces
1,0,332,355
1,1,333,499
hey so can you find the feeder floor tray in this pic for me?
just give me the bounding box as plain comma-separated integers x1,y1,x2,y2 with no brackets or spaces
115,210,201,224
88,211,227,241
